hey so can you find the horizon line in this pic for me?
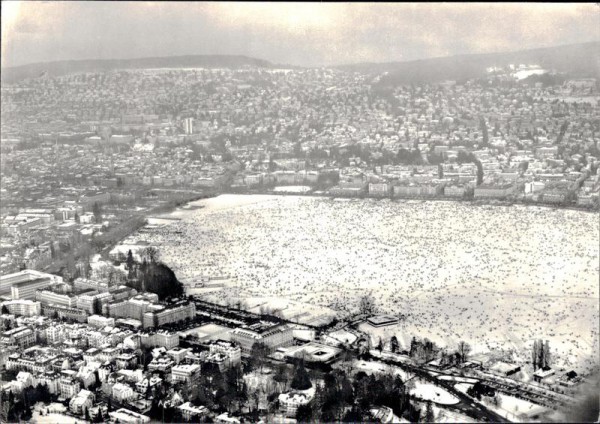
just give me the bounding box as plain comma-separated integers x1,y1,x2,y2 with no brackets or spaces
3,39,599,71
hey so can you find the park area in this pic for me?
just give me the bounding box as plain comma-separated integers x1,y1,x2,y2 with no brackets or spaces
409,380,459,405
130,194,599,373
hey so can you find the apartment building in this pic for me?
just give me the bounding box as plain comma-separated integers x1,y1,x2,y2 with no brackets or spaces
1,299,42,316
171,363,201,385
36,289,77,308
0,269,62,297
2,327,36,349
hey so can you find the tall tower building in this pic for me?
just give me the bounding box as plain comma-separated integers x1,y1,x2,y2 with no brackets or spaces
183,118,194,135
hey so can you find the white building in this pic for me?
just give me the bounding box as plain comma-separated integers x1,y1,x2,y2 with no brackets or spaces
0,269,62,298
183,118,194,135
87,315,115,328
109,408,151,424
112,382,136,402
69,389,95,415
178,402,208,421
59,377,81,399
171,363,201,385
1,299,41,316
278,388,315,417
208,340,242,368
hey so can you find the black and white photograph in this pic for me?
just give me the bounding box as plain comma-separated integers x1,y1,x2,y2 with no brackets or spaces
0,2,599,423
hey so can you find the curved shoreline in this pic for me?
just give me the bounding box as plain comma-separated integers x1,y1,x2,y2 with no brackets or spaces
208,188,599,215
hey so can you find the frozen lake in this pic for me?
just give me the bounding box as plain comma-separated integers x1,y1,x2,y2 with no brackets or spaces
143,194,599,370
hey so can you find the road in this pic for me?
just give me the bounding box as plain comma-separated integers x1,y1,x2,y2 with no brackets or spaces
421,364,574,409
366,352,509,423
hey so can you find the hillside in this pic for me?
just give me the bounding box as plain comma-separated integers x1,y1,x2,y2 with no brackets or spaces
2,42,599,85
339,41,600,85
1,55,276,83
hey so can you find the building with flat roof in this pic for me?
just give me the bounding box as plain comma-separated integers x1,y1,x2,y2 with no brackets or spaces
366,315,399,327
533,367,555,383
283,342,342,365
231,323,293,354
42,304,88,323
109,408,151,424
0,270,62,297
139,330,179,349
142,301,195,329
171,363,201,385
489,361,521,377
35,289,77,308
77,291,112,314
11,277,59,300
87,315,115,328
1,299,41,316
73,277,112,293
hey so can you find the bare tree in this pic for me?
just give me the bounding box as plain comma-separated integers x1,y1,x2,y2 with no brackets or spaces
141,246,160,263
542,340,551,369
457,341,471,363
358,293,376,315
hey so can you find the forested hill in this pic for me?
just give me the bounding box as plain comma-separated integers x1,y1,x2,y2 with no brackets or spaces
1,54,276,83
338,41,600,85
3,42,599,85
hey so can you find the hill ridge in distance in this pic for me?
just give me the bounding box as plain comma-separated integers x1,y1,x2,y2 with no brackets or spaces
2,41,599,84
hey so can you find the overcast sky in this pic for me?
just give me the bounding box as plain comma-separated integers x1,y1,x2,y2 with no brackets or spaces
2,2,599,68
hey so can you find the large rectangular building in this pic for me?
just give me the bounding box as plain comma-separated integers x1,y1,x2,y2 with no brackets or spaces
1,299,42,316
142,302,195,329
12,278,57,300
231,323,293,354
36,289,77,308
77,292,112,314
1,270,62,299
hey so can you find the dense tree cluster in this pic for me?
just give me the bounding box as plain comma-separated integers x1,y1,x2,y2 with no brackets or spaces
125,249,184,300
290,361,312,391
409,336,439,364
0,384,52,422
296,369,418,423
532,339,552,371
390,335,400,353
456,150,484,185
358,294,376,316
466,381,496,401
90,216,147,251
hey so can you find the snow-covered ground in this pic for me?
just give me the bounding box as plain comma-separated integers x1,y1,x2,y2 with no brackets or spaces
133,195,599,372
410,380,459,405
453,382,473,394
481,393,551,422
31,403,86,424
351,359,411,381
452,383,551,422
31,413,86,424
430,404,478,423
326,329,358,345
